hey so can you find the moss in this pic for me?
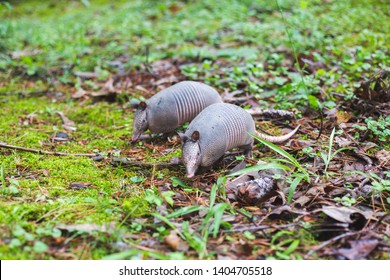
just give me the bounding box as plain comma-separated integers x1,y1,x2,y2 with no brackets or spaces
122,195,151,218
1,0,388,260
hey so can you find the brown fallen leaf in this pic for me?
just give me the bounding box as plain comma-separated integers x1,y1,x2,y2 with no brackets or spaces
55,222,116,234
336,239,379,260
355,69,389,102
71,88,88,99
73,71,99,79
321,205,375,224
292,195,311,208
334,136,354,148
56,111,77,132
374,149,390,168
69,182,94,190
163,231,188,252
336,111,353,124
42,169,50,177
268,205,309,217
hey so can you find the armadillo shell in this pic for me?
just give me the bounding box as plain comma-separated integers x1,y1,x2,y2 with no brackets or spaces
146,81,222,134
185,103,255,167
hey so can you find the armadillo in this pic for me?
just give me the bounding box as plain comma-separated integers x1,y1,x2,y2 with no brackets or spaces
132,81,222,142
179,103,300,178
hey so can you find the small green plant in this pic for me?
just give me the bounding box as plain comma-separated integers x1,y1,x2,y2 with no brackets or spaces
268,230,302,260
320,128,352,175
230,134,311,204
365,116,390,142
0,164,6,187
334,195,357,207
144,189,163,206
153,180,231,258
171,176,192,191
348,171,390,205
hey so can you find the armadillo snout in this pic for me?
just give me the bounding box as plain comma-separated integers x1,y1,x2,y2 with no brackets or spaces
132,108,148,142
182,140,202,179
131,133,141,142
186,171,195,178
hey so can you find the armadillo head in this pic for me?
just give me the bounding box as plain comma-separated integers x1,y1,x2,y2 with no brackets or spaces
132,101,148,142
180,131,202,178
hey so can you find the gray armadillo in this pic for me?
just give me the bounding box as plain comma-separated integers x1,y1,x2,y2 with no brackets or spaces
179,103,300,178
132,81,222,142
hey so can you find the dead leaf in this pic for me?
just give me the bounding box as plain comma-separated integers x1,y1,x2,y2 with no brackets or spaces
336,111,353,124
293,195,311,208
101,77,115,93
69,182,94,189
56,111,77,131
268,205,309,217
168,4,183,13
73,71,99,79
71,88,88,99
374,149,390,168
334,136,353,148
336,239,379,260
11,49,41,59
321,206,374,224
55,222,116,234
355,70,389,102
228,160,247,175
163,231,188,252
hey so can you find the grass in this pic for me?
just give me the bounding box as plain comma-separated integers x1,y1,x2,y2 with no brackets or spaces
0,0,389,260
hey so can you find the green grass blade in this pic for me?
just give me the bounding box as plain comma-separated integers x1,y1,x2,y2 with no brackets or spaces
166,205,203,219
152,213,185,240
229,162,291,177
210,203,229,238
250,132,309,180
287,174,306,204
209,183,217,208
328,128,335,165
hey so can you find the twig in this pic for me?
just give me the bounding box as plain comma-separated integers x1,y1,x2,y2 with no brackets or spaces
315,109,324,141
223,222,299,233
111,157,180,168
0,143,98,157
304,231,362,259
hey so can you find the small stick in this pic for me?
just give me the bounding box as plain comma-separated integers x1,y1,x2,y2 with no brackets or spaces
111,157,180,168
223,222,299,233
304,231,361,259
0,143,97,157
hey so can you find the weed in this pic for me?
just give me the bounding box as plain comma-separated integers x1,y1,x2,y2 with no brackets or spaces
320,128,353,175
365,116,390,142
0,0,388,260
230,134,311,204
268,230,302,260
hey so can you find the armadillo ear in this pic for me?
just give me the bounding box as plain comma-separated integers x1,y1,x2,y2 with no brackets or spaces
138,101,147,111
177,132,188,142
191,131,200,141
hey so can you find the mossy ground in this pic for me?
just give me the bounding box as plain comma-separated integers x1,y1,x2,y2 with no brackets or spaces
0,0,389,260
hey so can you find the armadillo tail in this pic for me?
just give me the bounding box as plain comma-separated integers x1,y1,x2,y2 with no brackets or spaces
255,125,300,143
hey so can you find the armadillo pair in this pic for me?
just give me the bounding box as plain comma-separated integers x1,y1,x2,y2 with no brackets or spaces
132,81,299,177
132,81,222,141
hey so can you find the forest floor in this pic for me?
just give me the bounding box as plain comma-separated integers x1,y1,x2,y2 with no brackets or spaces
0,0,389,260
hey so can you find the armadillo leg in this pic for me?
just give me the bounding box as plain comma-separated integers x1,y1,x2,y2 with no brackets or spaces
238,143,253,158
